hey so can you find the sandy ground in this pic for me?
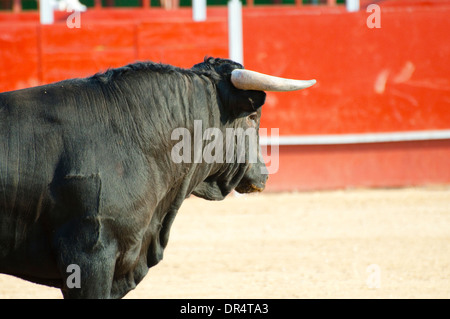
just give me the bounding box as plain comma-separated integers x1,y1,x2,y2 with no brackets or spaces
0,187,449,299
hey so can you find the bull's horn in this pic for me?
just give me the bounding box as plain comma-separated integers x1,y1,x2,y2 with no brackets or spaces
231,69,316,92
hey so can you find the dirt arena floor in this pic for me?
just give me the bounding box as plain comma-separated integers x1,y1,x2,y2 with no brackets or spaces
0,187,449,299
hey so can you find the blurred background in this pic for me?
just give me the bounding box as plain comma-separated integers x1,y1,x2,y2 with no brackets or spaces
1,0,449,192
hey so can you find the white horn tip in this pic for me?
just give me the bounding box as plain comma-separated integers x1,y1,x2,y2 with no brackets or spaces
231,69,317,92
307,79,317,87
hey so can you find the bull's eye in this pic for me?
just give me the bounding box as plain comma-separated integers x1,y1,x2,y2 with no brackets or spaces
247,112,258,126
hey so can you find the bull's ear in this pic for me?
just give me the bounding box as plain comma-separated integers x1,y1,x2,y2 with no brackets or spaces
217,79,266,116
230,90,266,114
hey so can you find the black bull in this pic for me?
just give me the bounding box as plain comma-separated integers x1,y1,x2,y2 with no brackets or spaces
0,57,269,298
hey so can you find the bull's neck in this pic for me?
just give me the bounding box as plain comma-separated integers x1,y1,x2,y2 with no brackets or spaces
111,72,224,190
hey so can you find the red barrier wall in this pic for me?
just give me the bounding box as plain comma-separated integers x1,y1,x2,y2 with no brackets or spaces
263,140,450,192
1,2,449,191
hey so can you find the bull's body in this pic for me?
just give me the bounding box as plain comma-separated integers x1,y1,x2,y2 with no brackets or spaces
0,58,268,298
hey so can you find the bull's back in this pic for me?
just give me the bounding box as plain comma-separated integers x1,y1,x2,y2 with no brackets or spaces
0,88,66,259
0,79,96,202
0,81,152,269
0,84,107,280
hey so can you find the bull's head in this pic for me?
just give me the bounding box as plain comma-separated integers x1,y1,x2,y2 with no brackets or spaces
191,58,315,200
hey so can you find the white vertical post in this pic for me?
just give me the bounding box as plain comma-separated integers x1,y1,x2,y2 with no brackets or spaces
40,0,54,25
346,0,360,12
193,0,207,22
228,0,243,65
